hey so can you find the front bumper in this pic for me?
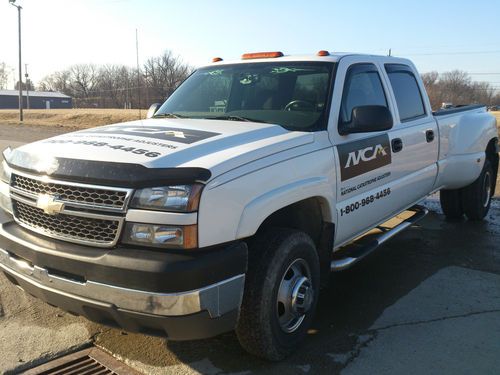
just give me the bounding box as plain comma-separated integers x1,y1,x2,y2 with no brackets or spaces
0,220,248,340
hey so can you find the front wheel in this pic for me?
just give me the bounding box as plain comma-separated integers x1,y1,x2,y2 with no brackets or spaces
462,158,494,221
236,229,320,361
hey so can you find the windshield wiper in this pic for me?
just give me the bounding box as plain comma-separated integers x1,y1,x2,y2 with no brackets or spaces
205,115,268,123
153,113,185,119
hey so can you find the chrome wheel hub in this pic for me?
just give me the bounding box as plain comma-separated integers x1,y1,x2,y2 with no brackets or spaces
291,277,313,315
276,258,314,333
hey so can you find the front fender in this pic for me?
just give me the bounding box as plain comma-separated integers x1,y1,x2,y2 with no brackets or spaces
197,148,336,248
236,177,333,239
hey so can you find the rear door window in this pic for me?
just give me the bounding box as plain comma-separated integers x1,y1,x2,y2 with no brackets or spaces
385,64,426,121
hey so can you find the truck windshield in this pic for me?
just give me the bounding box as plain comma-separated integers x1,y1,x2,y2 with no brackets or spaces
155,62,335,131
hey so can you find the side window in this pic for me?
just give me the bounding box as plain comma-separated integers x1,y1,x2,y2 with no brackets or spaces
340,64,388,125
385,64,426,121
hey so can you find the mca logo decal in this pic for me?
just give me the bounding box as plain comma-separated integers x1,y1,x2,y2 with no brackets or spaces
338,135,392,181
81,126,220,144
345,144,388,168
162,130,187,139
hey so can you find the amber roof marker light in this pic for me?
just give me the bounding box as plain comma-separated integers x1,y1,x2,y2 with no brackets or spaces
317,50,330,56
212,57,223,62
241,51,284,60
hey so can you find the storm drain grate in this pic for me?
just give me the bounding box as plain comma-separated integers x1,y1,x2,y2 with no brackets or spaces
24,347,140,375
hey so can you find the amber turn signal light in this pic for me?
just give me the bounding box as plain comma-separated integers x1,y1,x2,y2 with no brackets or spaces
241,51,284,60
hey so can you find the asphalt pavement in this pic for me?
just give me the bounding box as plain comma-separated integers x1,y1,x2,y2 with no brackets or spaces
0,124,499,375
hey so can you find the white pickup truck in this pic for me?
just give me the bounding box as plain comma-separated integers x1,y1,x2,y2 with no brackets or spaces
0,51,497,360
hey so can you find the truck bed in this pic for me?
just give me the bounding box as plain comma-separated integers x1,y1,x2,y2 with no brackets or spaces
433,104,485,116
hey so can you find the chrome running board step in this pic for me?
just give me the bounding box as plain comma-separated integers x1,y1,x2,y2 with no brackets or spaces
330,205,428,272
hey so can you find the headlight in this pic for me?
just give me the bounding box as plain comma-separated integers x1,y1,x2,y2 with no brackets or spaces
0,161,11,184
131,184,202,212
123,223,198,249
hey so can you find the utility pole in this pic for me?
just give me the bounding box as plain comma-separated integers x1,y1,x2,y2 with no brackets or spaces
25,63,29,109
9,0,23,121
125,69,130,109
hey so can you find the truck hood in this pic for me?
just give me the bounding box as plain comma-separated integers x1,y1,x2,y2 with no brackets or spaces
7,118,314,183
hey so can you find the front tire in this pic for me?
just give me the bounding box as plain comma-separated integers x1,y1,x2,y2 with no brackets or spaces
236,229,320,361
462,158,494,221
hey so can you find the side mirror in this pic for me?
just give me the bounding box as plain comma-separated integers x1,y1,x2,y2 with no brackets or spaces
146,103,162,119
340,105,393,135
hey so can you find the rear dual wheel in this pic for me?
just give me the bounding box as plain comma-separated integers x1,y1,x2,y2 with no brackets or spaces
462,158,494,220
440,189,463,219
440,158,494,221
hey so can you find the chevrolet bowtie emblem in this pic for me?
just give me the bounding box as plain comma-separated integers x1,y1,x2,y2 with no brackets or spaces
36,194,65,215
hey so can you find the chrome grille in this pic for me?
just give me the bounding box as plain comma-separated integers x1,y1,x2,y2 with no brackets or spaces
8,171,131,247
11,173,128,210
13,200,120,245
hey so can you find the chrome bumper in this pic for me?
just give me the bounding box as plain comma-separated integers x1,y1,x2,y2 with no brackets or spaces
0,247,245,318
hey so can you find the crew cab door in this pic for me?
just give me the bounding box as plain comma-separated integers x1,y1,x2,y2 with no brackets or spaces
381,62,439,204
330,58,438,246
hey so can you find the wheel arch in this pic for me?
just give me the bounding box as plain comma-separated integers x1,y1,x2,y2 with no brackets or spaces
243,196,334,287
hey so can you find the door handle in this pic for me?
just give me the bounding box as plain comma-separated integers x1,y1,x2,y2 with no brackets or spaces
391,138,403,153
426,130,435,143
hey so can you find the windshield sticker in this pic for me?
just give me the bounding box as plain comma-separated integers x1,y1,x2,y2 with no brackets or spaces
239,73,260,85
79,126,221,145
270,67,313,74
209,100,226,113
207,69,224,76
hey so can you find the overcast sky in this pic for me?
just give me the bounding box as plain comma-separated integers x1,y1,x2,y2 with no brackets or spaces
1,0,499,89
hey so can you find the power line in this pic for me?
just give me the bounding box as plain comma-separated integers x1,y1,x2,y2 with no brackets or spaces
467,73,500,75
404,50,500,56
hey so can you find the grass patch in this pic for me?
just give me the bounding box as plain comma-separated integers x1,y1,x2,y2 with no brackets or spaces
0,109,146,129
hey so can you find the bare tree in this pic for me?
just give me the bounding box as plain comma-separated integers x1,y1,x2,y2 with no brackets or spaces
69,64,99,98
421,70,497,110
36,51,193,108
14,79,35,91
438,70,472,105
143,50,192,102
0,62,10,90
96,65,135,108
421,71,440,109
38,70,72,94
